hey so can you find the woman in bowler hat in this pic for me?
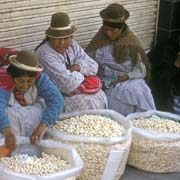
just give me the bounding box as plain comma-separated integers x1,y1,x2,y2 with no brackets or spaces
0,50,64,152
36,12,107,112
86,3,156,115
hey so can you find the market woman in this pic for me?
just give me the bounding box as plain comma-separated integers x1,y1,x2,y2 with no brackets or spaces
86,3,155,115
36,12,107,112
0,50,64,151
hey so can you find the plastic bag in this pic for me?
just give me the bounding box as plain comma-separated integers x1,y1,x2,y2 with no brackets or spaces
127,110,180,173
48,109,132,180
0,136,83,180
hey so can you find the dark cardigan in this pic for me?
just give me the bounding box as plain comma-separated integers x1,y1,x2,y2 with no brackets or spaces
148,38,180,112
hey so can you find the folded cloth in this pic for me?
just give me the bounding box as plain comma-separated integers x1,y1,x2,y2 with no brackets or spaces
78,76,102,94
0,48,19,66
0,145,11,157
0,68,14,90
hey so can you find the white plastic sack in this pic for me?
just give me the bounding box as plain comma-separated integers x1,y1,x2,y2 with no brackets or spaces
0,136,83,180
48,109,132,180
127,110,180,173
127,110,180,141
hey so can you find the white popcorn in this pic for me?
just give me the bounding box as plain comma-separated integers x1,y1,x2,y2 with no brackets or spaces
51,114,130,180
128,116,180,173
0,152,70,176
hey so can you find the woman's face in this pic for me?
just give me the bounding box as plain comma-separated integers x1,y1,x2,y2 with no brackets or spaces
14,76,35,93
50,36,72,54
103,26,122,41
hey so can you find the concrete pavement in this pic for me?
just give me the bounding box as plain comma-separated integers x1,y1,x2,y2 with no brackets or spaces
121,166,180,180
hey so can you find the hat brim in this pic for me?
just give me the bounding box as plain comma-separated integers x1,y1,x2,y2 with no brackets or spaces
46,26,75,38
9,55,43,72
100,9,129,23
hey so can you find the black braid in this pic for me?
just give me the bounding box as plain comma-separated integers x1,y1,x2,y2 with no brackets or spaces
34,37,49,52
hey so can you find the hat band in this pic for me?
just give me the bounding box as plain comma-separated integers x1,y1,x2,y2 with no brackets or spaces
50,25,72,30
9,55,43,72
12,62,43,72
103,20,125,29
103,16,127,23
46,34,73,39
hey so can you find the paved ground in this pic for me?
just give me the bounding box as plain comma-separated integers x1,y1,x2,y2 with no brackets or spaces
121,166,180,180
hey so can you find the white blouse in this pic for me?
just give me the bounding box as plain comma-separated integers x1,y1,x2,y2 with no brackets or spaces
37,39,98,94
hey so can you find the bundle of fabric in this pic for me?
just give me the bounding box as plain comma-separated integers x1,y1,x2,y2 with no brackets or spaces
0,48,18,66
78,76,102,94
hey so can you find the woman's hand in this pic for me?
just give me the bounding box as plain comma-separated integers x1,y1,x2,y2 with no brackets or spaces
68,64,81,72
118,74,129,82
30,123,47,144
3,128,16,151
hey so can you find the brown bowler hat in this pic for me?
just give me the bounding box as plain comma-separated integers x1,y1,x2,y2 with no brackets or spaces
9,50,43,72
100,3,129,23
46,12,76,38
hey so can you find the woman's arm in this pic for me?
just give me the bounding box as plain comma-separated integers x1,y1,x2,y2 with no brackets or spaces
0,89,16,151
36,43,84,94
0,89,11,132
72,40,98,76
127,61,146,79
36,73,64,126
31,73,64,144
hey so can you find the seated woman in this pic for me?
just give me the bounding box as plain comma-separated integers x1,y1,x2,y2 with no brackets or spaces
0,50,64,151
86,3,156,116
36,12,107,112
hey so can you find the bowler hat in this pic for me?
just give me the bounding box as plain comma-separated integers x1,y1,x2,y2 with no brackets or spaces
9,50,43,72
100,3,129,23
46,12,76,38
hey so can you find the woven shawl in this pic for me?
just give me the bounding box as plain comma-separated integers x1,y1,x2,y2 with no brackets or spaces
85,26,151,80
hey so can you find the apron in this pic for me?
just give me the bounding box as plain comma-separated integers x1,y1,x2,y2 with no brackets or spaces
7,85,45,136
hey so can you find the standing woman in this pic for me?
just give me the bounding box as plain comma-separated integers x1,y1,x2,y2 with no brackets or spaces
36,12,107,112
86,3,155,116
0,50,64,151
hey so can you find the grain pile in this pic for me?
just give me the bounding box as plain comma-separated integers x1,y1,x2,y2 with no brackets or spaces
49,111,132,180
128,116,180,173
0,153,70,176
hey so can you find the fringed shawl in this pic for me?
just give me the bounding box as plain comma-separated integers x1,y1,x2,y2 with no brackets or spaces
85,26,151,80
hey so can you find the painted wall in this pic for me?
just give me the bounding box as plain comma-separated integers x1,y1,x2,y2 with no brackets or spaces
0,0,158,50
